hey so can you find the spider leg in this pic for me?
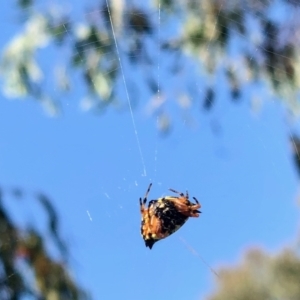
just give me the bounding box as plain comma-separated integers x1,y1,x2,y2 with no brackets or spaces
186,190,189,199
193,197,199,204
169,188,185,197
191,196,201,214
140,183,152,206
139,197,146,213
144,183,152,199
139,197,147,207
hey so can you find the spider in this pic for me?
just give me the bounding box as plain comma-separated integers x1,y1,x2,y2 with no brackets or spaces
139,183,201,249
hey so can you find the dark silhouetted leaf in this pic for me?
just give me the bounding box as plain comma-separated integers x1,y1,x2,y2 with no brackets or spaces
18,0,33,8
36,193,67,257
128,9,152,34
291,136,300,176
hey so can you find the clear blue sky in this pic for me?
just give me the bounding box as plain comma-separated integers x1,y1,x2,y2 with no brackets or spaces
0,1,299,300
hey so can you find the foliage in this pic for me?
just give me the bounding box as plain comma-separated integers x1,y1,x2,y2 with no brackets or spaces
206,247,300,300
2,0,300,133
0,187,88,300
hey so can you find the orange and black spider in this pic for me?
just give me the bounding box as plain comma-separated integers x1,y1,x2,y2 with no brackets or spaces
139,183,201,249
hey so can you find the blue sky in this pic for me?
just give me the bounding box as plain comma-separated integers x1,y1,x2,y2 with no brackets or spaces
0,1,300,300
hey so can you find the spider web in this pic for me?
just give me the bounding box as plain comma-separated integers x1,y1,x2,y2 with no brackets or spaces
0,0,299,299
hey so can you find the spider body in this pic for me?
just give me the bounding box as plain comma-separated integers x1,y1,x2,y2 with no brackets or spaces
139,183,201,249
